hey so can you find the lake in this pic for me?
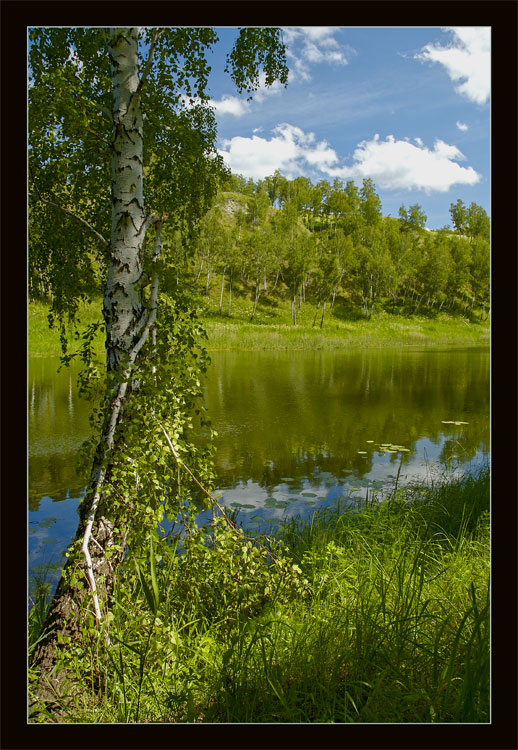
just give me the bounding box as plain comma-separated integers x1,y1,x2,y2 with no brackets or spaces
29,347,489,587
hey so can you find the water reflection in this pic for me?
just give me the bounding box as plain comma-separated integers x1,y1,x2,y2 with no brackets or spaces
29,348,489,573
202,348,489,494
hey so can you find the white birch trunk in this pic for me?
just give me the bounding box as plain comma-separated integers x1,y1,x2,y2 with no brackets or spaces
105,27,147,372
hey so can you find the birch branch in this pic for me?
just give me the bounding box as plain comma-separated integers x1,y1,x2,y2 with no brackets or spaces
157,421,238,531
30,189,109,247
157,421,286,565
136,28,164,96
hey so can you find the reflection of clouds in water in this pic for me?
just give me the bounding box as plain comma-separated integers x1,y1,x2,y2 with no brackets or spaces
202,434,488,534
28,495,81,582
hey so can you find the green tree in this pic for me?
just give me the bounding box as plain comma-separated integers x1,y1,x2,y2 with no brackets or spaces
384,216,411,312
243,187,275,321
416,233,453,311
245,223,276,321
450,199,490,244
220,171,256,195
311,228,353,327
449,198,468,235
280,200,314,323
196,204,226,293
398,203,427,234
353,227,394,319
445,235,472,310
470,236,490,318
28,26,288,697
341,180,361,238
263,169,284,206
466,202,490,243
317,179,332,231
359,178,382,230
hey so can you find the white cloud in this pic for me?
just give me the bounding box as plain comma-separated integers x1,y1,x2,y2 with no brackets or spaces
282,27,355,82
218,123,338,180
253,72,285,103
326,134,481,193
209,95,249,117
456,120,469,131
415,27,490,104
219,125,481,193
209,71,284,117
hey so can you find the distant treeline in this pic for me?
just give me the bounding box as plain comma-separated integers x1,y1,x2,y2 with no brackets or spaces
192,170,490,322
29,169,490,323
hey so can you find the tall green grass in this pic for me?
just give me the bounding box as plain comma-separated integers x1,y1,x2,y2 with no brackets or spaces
29,468,490,723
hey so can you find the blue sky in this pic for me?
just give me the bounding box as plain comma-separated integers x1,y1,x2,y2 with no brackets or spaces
203,27,490,230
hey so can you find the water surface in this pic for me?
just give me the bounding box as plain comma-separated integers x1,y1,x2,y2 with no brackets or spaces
29,348,489,584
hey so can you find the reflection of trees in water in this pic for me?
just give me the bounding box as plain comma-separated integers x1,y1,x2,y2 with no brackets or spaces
29,360,93,512
440,433,489,467
205,349,489,491
29,350,489,510
29,453,87,511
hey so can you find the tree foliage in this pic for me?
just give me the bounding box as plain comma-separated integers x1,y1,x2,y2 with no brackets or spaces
187,172,490,323
28,26,289,699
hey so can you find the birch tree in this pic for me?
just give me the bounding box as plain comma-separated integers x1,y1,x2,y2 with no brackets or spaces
28,26,287,710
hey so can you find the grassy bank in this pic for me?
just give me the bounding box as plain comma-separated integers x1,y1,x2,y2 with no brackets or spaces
29,298,106,358
29,293,489,358
30,468,490,723
204,313,489,351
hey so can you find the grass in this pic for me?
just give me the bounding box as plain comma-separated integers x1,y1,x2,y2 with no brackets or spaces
29,467,490,723
200,273,489,350
29,283,489,358
29,298,105,358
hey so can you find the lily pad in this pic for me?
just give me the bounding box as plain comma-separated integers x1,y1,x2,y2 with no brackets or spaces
250,516,263,523
316,471,334,480
275,500,289,509
264,498,277,508
317,496,327,501
304,501,316,505
38,517,58,529
29,528,37,534
301,492,317,497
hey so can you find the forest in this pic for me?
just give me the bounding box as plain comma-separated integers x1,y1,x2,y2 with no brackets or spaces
184,173,489,324
30,169,490,327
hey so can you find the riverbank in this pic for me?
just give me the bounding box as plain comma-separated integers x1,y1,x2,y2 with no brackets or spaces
29,468,490,723
29,297,490,357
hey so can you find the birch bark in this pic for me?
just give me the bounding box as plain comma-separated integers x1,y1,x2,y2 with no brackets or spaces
105,27,146,372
